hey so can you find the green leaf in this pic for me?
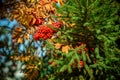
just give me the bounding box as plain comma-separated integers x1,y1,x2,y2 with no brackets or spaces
67,51,73,58
83,69,87,75
86,54,91,63
60,65,68,72
83,22,90,26
69,57,74,64
82,51,86,61
97,35,108,41
95,69,99,75
68,35,73,41
74,52,80,61
85,64,94,79
96,29,101,34
90,64,98,68
68,65,72,73
95,46,100,59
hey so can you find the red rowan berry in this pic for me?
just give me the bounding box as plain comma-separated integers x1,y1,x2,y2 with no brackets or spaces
79,61,84,68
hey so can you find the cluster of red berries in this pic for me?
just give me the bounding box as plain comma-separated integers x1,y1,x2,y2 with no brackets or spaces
33,25,53,40
33,22,62,40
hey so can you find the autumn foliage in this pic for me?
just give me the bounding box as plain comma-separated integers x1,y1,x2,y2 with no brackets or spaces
0,0,120,80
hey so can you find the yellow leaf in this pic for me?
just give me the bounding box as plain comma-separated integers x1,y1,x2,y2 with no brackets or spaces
58,0,64,5
48,18,53,24
62,45,70,54
26,15,33,24
51,35,56,39
40,11,47,18
27,0,34,3
29,27,35,34
24,33,30,40
25,57,29,61
17,38,23,43
54,43,63,49
47,39,53,43
45,4,50,11
69,23,75,27
27,0,31,2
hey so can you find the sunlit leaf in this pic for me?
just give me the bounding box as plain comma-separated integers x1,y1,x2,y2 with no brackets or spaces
17,38,23,43
24,33,30,40
62,45,70,54
27,0,35,3
54,43,63,49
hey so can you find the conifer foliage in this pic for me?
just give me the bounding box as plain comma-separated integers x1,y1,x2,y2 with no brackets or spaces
45,0,120,79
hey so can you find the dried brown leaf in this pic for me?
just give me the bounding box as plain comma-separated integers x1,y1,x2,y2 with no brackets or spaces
14,27,23,32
